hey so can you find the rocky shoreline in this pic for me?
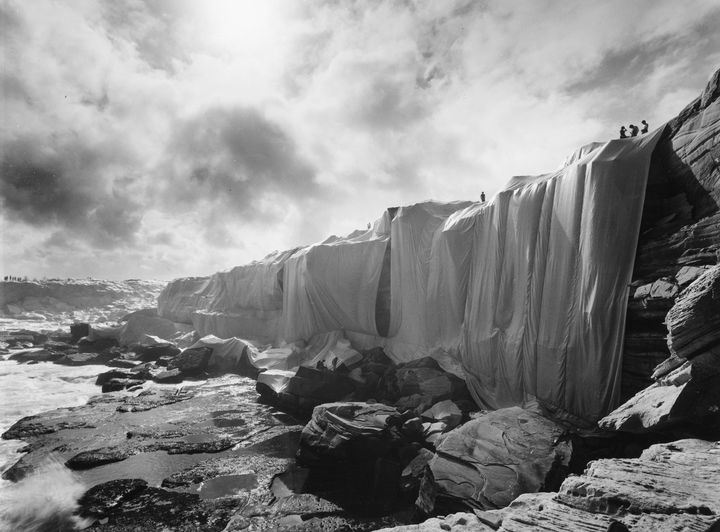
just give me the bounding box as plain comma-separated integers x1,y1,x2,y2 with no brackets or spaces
2,301,719,531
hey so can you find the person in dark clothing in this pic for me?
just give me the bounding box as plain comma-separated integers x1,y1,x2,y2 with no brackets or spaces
620,126,627,138
640,120,648,134
629,124,639,137
481,191,486,202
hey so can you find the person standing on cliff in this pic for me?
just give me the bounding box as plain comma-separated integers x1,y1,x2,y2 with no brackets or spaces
641,120,649,133
620,126,627,138
481,191,486,202
629,124,639,137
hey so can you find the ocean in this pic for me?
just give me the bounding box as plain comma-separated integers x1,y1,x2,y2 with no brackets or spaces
0,318,112,531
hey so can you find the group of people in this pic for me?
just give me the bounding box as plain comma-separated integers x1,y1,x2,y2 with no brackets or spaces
3,275,28,282
620,120,649,138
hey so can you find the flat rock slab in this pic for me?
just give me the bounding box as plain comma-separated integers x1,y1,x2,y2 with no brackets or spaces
78,478,238,531
558,439,720,516
375,512,495,531
1,376,300,483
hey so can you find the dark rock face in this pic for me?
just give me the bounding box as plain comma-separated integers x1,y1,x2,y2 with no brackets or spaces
66,447,134,470
623,68,720,401
602,266,720,434
167,346,213,376
666,265,720,360
70,322,90,343
136,342,181,362
78,478,237,531
417,407,572,513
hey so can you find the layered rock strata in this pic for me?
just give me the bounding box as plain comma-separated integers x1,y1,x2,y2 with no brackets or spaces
623,68,720,400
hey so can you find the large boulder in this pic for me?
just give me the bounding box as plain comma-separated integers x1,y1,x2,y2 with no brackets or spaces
417,407,571,513
297,402,404,466
166,347,213,376
599,353,720,434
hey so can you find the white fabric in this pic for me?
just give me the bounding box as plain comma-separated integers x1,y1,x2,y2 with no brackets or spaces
203,248,298,311
157,276,210,323
386,201,475,361
281,225,389,341
460,129,664,422
189,334,303,372
159,131,664,422
191,309,282,344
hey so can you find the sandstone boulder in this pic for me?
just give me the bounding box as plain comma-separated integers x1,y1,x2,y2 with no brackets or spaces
417,407,571,513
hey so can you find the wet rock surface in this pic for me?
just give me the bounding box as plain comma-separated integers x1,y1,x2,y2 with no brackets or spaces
1,375,417,530
78,478,238,531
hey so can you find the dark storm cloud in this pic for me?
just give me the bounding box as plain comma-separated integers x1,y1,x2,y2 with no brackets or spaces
164,107,319,215
0,136,144,247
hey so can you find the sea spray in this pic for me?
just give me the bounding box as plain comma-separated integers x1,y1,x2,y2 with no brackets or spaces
0,455,92,532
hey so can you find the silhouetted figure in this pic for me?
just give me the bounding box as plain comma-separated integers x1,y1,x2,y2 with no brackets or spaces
481,191,486,202
640,119,648,134
619,126,627,138
629,124,639,137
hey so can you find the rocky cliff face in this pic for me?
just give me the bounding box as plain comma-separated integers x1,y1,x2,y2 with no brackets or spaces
622,68,720,401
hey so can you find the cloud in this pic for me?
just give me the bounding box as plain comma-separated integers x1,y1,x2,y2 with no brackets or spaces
0,136,144,247
2,0,719,280
160,106,319,217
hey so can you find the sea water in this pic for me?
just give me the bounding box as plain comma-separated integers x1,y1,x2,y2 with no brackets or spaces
0,317,108,531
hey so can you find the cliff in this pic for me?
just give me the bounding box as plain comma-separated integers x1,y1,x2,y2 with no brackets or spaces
622,68,720,399
158,68,720,424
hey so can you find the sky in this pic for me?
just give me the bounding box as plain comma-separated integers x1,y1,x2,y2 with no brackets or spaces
1,0,719,281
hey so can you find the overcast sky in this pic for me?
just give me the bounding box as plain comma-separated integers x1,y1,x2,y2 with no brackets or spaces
1,0,719,281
